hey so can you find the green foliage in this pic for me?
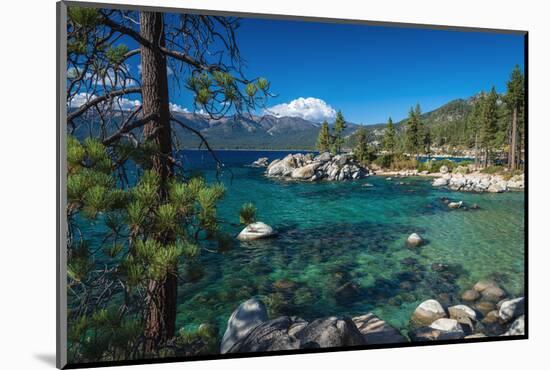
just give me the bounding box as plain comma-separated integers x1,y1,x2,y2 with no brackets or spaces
316,121,332,153
67,243,93,283
68,7,99,28
106,45,129,65
373,154,394,169
481,165,506,174
405,104,424,157
239,202,257,225
480,87,499,159
331,110,346,154
383,117,396,153
245,82,258,97
353,127,374,164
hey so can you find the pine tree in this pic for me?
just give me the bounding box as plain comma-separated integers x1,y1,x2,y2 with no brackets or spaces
405,104,422,159
480,87,499,167
65,6,271,360
383,117,396,154
332,110,347,154
505,65,524,170
353,127,369,163
316,120,332,153
467,93,484,167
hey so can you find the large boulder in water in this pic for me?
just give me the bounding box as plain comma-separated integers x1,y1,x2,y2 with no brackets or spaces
226,316,304,353
221,298,268,353
410,299,447,327
406,233,424,247
266,155,297,177
294,316,365,348
251,157,269,167
237,222,275,241
352,313,407,344
498,297,525,322
227,315,366,353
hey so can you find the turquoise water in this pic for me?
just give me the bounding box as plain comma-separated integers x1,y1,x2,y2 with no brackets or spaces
173,151,525,335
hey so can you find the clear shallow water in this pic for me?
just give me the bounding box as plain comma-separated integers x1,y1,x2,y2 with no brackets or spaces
79,150,525,337
173,151,525,335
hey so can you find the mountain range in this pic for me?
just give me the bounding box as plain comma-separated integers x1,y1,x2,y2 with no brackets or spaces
71,96,476,150
172,96,476,150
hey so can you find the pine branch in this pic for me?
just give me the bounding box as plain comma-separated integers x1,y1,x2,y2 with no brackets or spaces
68,87,142,122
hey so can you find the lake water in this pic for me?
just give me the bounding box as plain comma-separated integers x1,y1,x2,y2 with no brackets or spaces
78,150,525,338
171,150,525,336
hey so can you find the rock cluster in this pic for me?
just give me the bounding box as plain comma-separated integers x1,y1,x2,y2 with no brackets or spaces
221,298,405,353
409,279,525,341
266,152,369,181
432,173,524,193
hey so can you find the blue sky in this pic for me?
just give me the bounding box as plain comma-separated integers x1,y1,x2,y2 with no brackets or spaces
87,14,525,125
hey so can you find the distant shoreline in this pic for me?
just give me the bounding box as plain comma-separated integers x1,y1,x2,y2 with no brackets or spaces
180,148,475,160
181,148,317,152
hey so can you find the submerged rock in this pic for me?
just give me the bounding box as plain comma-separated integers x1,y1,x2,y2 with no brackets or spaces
475,301,496,316
448,201,463,209
334,282,361,302
237,222,275,241
406,233,424,247
221,298,268,353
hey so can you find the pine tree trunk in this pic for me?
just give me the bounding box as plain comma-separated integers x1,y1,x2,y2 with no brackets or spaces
139,11,177,353
510,106,518,170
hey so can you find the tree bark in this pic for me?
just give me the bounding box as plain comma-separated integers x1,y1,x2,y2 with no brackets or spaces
139,11,177,353
510,106,518,170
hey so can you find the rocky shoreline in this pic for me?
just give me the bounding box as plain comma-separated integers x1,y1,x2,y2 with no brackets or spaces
261,152,370,181
375,166,524,193
252,154,524,192
221,279,525,353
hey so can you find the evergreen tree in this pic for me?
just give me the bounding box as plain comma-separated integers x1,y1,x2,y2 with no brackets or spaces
423,126,432,156
480,87,499,167
467,93,484,167
405,104,422,159
383,117,396,153
332,110,347,154
353,127,369,163
505,65,525,170
316,120,332,153
65,6,271,360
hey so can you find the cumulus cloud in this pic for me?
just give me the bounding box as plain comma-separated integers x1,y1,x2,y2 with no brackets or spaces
169,103,189,113
69,93,191,115
265,97,336,122
68,92,141,111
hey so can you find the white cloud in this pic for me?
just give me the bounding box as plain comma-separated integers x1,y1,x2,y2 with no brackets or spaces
265,97,336,122
69,93,192,115
169,103,189,113
68,92,141,111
